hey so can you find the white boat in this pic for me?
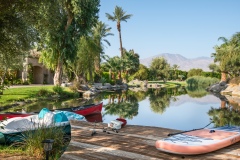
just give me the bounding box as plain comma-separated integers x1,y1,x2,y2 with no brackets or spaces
0,108,85,144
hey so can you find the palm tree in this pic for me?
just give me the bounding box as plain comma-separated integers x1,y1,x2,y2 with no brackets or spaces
172,64,179,80
92,21,113,72
122,49,140,82
106,6,132,57
212,32,240,81
104,56,123,81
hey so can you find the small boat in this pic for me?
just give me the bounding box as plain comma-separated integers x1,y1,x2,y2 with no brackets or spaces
0,112,34,121
0,102,103,120
0,108,75,145
155,125,240,155
54,102,103,116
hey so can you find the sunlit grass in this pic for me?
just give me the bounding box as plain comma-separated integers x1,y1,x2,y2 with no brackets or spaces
0,85,75,106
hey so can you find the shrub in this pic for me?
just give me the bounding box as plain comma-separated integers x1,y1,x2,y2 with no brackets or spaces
37,89,50,97
21,125,70,159
52,85,64,95
186,76,219,87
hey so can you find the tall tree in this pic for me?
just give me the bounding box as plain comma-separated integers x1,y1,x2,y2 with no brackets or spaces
67,36,101,83
106,6,132,57
122,49,140,82
212,32,240,81
172,64,180,80
38,0,100,85
149,57,170,82
92,21,113,72
0,0,39,94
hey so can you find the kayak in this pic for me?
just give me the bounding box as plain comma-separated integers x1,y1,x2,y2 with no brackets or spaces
155,125,240,155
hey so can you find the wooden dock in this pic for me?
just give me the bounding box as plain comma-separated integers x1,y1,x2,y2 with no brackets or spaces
60,121,240,160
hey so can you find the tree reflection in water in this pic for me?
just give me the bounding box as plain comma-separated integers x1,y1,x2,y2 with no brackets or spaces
208,102,240,127
102,90,140,119
102,86,188,118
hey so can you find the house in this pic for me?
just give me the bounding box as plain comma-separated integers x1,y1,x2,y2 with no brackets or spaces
21,50,54,84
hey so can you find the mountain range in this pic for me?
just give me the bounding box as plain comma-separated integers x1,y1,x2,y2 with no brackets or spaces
140,53,214,71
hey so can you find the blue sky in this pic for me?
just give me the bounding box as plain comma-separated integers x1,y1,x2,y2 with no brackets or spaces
98,0,240,59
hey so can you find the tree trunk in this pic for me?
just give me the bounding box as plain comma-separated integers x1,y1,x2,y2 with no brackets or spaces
220,100,226,108
109,69,112,80
54,56,63,85
117,22,123,57
94,56,100,73
221,71,227,82
0,68,6,94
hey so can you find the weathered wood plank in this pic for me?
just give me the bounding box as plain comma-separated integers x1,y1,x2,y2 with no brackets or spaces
59,121,240,160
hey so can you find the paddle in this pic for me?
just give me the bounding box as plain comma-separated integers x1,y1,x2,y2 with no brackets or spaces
167,121,213,137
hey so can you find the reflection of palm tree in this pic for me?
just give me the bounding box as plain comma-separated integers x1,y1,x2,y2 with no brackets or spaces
104,102,138,119
148,88,171,114
208,106,240,127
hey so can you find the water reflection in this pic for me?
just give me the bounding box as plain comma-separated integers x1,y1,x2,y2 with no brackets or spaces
186,86,208,98
3,86,240,130
208,103,240,127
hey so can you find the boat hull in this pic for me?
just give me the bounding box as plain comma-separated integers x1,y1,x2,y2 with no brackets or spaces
55,102,103,116
155,126,240,155
0,113,33,121
0,102,103,120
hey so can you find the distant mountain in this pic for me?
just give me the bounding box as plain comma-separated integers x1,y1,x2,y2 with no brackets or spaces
140,53,214,71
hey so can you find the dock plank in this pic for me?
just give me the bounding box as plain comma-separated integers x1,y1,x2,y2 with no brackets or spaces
60,121,240,160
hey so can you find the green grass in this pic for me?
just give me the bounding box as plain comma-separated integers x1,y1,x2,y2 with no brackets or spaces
0,85,75,107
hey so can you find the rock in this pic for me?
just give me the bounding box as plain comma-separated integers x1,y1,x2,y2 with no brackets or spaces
83,91,96,97
209,81,228,93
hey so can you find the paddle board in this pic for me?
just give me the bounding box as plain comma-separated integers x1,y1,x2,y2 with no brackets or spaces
155,126,240,155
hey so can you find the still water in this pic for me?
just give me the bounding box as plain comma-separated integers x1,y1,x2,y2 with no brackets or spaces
6,86,238,131
101,92,220,131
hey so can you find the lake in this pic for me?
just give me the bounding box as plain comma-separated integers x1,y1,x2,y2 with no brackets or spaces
5,86,238,131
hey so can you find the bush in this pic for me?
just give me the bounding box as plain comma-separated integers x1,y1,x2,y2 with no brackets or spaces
52,85,64,95
186,76,219,87
21,125,70,159
37,88,50,97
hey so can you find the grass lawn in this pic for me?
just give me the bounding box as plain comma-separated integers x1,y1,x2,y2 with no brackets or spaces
0,85,74,106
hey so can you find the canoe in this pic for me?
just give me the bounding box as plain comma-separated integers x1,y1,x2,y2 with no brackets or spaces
0,108,73,145
155,125,240,155
54,102,103,116
0,102,103,120
0,112,34,121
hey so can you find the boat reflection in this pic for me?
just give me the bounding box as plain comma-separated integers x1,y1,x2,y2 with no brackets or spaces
85,113,103,123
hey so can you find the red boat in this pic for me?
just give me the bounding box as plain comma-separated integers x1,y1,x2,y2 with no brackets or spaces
56,102,103,116
0,112,33,121
0,102,103,120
